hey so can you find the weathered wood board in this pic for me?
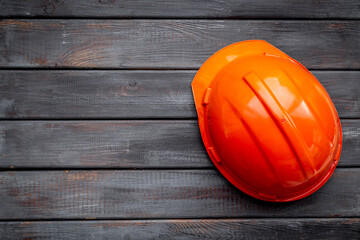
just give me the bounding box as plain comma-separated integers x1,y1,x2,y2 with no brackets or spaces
1,219,359,240
1,0,359,19
0,169,359,219
0,20,359,69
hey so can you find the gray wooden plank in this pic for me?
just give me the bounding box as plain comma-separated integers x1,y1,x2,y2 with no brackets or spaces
0,120,358,168
0,169,359,219
0,0,359,19
0,20,359,69
1,219,359,240
0,70,195,119
0,70,358,119
0,120,209,168
341,120,360,167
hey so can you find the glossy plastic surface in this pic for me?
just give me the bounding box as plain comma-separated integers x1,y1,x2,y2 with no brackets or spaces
192,40,342,202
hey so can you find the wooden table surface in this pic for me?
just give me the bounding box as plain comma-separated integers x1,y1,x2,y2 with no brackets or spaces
0,1,360,239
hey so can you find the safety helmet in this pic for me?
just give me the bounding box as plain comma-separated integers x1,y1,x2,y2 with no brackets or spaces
192,40,342,202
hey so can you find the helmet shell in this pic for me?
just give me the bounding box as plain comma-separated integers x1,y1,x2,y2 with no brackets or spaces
192,40,342,202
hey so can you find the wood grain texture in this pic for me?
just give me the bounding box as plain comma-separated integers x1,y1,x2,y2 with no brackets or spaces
0,0,359,19
1,169,359,219
1,20,359,69
0,120,358,169
1,219,359,240
0,70,359,119
0,0,359,237
0,70,195,119
0,120,208,169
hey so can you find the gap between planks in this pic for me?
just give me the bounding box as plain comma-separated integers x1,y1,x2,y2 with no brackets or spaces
0,118,358,121
0,217,359,222
1,68,360,71
0,166,357,171
1,17,360,20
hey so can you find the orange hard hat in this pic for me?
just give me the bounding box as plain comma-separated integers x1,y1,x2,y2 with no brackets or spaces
192,40,342,202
